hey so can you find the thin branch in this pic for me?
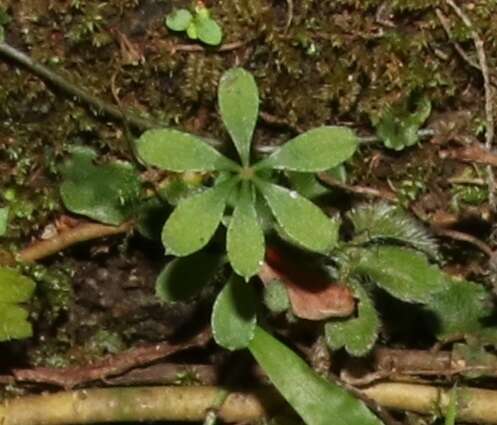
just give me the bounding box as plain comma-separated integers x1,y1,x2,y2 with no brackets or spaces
12,329,211,389
0,42,166,131
444,0,496,209
17,221,133,263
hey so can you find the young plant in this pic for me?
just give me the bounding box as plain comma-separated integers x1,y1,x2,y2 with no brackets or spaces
135,67,358,280
165,3,223,46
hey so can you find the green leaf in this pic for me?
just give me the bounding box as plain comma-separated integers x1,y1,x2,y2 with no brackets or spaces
425,278,492,340
256,127,358,172
136,128,237,172
348,202,439,259
196,17,223,46
156,252,223,303
0,207,8,236
263,280,290,314
212,274,257,350
162,179,235,256
165,9,193,31
325,284,379,356
287,172,329,199
0,267,36,341
60,146,141,225
374,97,431,151
227,183,264,280
218,68,259,166
257,181,337,252
249,326,384,425
354,246,446,303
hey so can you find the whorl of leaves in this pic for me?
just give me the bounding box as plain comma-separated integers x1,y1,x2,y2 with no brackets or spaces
347,202,438,259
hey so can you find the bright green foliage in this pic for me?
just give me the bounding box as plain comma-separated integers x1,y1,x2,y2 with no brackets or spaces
137,129,237,172
263,280,290,313
325,284,380,356
155,252,223,303
348,202,439,259
426,278,492,340
258,127,357,172
162,180,235,256
258,181,337,253
227,183,265,279
165,6,223,46
212,275,257,350
218,68,259,166
60,146,142,225
165,9,193,31
136,68,358,278
286,172,329,199
354,246,446,303
0,267,36,341
249,326,384,425
0,206,8,236
374,97,431,151
445,385,458,425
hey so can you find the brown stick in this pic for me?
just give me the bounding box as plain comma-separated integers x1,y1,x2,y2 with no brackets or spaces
12,329,211,389
17,221,133,263
444,0,496,209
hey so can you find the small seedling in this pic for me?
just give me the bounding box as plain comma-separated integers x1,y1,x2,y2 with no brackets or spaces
165,4,223,46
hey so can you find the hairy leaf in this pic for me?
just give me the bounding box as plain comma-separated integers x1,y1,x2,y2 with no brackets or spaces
425,278,492,340
227,183,265,280
136,128,237,172
249,326,384,425
218,68,258,166
258,181,337,252
165,9,193,31
325,284,379,356
0,207,8,236
212,275,257,350
263,280,290,314
60,146,141,225
256,127,358,172
155,252,223,303
374,97,431,151
348,202,438,259
162,180,235,256
354,246,446,303
286,172,329,199
0,267,36,341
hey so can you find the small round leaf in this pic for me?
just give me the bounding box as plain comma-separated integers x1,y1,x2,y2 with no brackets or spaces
196,18,223,46
166,9,193,31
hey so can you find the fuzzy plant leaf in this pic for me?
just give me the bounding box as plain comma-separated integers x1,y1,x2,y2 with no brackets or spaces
0,207,8,236
354,246,446,303
196,16,223,46
263,280,290,314
325,284,380,356
218,68,259,166
425,278,492,340
348,202,439,259
162,180,234,256
165,9,193,31
60,146,141,225
287,172,330,199
155,252,223,303
257,126,358,172
249,326,384,425
375,97,431,151
212,274,257,350
258,181,337,252
227,183,265,280
0,267,36,341
136,128,237,172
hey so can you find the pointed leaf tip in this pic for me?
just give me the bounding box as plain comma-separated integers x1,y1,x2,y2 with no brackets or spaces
219,68,259,166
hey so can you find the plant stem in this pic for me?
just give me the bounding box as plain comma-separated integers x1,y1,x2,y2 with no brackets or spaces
0,42,166,131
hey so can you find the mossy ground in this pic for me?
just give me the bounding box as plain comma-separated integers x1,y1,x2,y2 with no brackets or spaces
1,0,497,421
